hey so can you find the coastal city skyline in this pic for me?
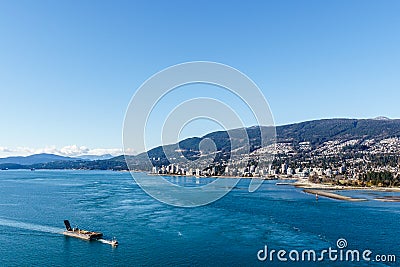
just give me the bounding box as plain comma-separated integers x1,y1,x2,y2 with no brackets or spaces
1,1,400,157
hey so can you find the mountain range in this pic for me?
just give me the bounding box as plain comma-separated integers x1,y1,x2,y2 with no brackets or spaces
0,153,115,169
1,118,400,171
121,118,400,170
0,153,78,165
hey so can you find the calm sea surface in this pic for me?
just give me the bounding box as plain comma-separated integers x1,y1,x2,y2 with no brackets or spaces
0,170,399,266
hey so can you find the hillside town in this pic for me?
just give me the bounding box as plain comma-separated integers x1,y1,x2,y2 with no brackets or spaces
151,137,400,187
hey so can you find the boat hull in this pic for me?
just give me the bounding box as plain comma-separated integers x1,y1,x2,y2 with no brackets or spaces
63,230,103,240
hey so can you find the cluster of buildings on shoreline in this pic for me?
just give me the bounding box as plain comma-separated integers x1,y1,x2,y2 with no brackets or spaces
151,162,349,179
149,137,400,184
151,153,400,184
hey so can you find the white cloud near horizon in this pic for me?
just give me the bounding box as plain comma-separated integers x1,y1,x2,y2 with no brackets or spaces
0,145,137,158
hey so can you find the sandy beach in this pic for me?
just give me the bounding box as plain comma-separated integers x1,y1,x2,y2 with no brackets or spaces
294,179,400,192
374,196,400,202
303,189,367,202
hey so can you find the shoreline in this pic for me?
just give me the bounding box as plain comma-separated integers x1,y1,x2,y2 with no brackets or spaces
147,173,400,191
147,173,400,202
146,172,281,180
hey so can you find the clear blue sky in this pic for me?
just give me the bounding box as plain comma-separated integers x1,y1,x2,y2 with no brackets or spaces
0,0,399,156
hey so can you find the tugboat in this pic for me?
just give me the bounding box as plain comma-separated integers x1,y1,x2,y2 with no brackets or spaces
98,237,119,247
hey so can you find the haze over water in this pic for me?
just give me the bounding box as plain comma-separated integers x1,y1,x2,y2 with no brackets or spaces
0,170,399,266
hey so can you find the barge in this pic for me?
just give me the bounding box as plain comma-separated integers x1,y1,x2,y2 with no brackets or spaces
63,220,118,246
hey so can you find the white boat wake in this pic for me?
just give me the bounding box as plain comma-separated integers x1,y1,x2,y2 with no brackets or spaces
0,218,62,234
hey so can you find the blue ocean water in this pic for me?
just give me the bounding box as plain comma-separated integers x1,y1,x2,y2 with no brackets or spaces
0,170,399,266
